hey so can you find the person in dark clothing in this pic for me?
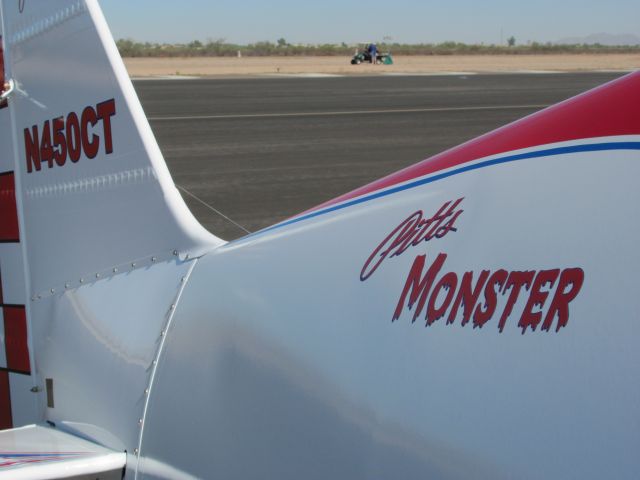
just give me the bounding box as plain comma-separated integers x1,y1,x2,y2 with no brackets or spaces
368,43,378,64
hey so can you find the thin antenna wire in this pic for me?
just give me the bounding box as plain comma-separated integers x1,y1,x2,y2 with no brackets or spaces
176,184,251,235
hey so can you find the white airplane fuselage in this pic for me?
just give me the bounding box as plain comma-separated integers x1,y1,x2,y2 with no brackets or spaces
0,1,638,479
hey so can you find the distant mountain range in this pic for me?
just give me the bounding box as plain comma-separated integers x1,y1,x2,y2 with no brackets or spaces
556,33,640,46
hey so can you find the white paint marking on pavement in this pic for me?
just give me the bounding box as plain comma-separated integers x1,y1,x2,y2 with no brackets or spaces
263,73,345,78
515,70,564,74
149,104,548,122
132,75,201,81
382,71,477,76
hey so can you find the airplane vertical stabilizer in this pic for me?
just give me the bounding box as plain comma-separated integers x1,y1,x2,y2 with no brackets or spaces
0,0,222,452
1,0,222,299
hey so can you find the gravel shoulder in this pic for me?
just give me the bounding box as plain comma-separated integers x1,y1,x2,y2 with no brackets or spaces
124,54,639,77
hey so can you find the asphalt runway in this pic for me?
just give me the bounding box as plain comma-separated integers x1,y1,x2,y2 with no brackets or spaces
133,72,625,240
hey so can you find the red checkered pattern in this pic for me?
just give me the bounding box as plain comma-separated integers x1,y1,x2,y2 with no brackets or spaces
0,170,29,430
3,306,29,374
0,371,11,430
0,173,19,242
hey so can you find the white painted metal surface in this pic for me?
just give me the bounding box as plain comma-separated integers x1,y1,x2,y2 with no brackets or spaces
31,258,196,453
0,0,637,479
137,140,640,479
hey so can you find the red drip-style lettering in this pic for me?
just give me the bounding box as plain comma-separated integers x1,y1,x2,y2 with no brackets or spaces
518,269,560,333
426,272,458,326
393,252,585,334
498,271,535,332
392,253,447,323
448,270,489,326
542,268,584,332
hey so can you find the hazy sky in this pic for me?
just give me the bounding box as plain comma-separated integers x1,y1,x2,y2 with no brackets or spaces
100,0,639,45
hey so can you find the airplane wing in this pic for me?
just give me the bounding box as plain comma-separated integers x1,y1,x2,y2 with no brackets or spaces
0,424,125,480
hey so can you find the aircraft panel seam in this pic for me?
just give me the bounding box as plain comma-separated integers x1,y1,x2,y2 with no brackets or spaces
133,258,199,478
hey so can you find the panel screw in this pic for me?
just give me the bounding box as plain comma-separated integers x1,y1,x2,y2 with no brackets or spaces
144,388,149,395
133,448,139,456
138,418,143,426
50,288,55,294
79,278,84,283
151,256,157,262
95,273,101,279
173,250,178,256
65,283,70,289
113,267,118,273
131,262,137,268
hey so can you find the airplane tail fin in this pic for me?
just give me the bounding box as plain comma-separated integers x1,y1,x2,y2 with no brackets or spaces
0,0,221,429
1,0,222,296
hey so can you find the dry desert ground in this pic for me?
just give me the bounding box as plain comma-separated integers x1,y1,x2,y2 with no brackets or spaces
123,54,639,77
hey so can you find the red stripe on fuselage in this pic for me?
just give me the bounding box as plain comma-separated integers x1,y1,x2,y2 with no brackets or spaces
309,71,640,213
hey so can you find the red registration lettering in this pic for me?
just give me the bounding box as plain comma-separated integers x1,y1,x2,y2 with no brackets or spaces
24,125,40,173
23,99,116,173
52,116,67,167
80,106,99,159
